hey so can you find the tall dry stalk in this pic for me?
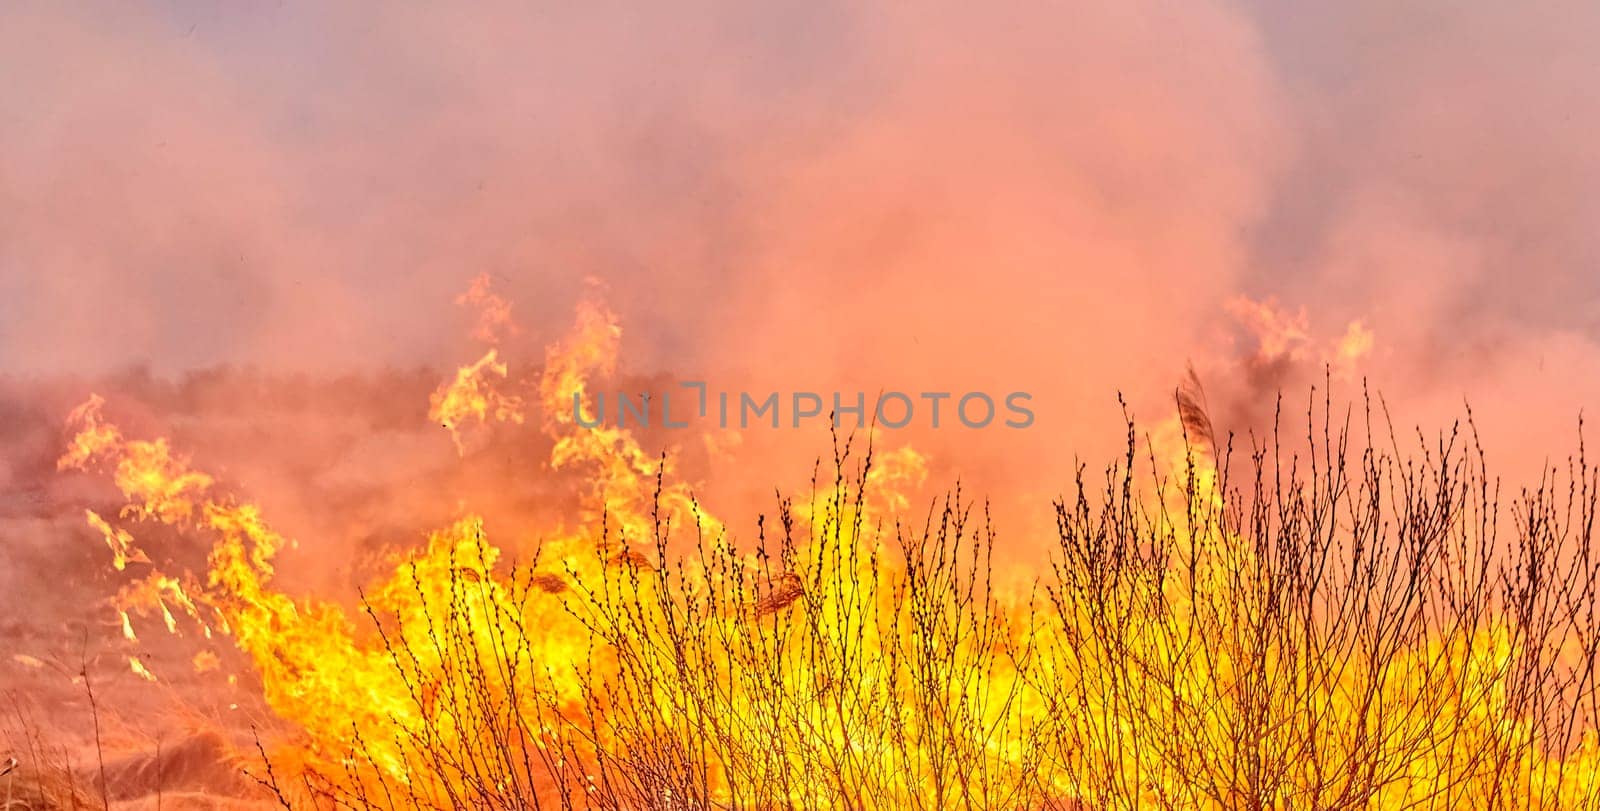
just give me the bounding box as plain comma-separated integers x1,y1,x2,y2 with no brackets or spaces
255,397,1600,810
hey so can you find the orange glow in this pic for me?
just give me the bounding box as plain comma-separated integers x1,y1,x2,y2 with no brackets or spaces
427,347,525,452
53,285,1600,809
85,508,146,571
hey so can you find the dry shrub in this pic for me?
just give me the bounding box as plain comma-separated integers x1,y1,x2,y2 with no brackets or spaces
253,398,1600,810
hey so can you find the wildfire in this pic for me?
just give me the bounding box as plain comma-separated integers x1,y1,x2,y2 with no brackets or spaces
456,272,520,345
53,282,1600,809
56,284,744,796
85,508,146,571
428,273,527,451
1227,295,1373,378
428,347,525,451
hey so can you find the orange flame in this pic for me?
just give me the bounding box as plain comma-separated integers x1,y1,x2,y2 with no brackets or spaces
55,286,1600,810
427,348,525,452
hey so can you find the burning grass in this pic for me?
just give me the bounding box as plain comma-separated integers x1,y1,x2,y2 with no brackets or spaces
50,401,1600,810
24,287,1600,808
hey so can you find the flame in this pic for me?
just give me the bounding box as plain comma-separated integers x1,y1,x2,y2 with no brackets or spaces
54,289,730,792
538,293,716,543
429,273,528,452
54,284,1600,809
58,394,212,523
427,348,526,451
129,656,157,682
1228,295,1377,379
85,509,147,570
1228,296,1311,362
116,573,208,638
457,272,520,345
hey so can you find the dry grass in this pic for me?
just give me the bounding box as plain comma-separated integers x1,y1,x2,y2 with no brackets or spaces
2,695,97,810
230,398,1600,808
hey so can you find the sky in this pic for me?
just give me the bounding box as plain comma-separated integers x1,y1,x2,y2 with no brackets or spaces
3,0,1600,512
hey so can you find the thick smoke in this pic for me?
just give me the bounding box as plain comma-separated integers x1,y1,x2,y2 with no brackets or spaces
3,0,1597,564
3,1,1600,782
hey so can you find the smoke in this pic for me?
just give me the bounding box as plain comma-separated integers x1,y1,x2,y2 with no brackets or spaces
1226,0,1600,480
6,3,1600,794
3,1,1599,550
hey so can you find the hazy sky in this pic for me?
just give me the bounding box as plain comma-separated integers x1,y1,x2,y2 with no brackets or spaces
3,1,1599,483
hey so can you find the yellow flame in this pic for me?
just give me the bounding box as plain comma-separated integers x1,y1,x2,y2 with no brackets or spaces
129,657,157,682
429,274,528,452
57,292,728,791
536,292,723,546
57,289,1599,809
85,509,147,571
428,348,526,452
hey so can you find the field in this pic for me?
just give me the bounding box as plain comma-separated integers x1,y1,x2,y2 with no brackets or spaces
7,298,1599,810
